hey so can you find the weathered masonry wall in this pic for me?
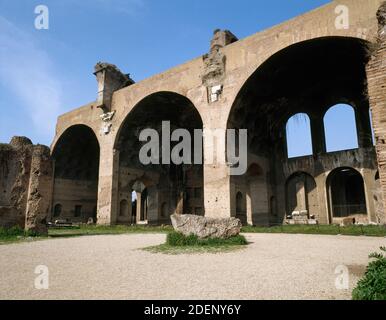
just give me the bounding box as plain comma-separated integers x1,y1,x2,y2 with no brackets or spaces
366,2,386,224
51,179,98,223
48,0,385,226
281,148,381,225
0,137,52,234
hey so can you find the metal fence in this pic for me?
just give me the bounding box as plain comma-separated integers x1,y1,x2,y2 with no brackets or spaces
332,204,367,217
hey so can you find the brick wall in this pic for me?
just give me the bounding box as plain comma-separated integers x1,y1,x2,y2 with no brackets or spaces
366,2,386,224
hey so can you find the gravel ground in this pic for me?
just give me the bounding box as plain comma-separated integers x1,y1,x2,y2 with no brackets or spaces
0,233,384,300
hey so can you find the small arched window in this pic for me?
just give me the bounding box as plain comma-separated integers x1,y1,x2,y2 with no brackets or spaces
324,104,358,152
53,204,62,217
286,113,313,158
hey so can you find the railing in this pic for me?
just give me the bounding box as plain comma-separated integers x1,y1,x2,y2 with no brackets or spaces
332,204,367,218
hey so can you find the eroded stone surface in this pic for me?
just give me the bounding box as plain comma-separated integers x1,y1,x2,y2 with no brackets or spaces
0,138,52,233
171,214,242,239
25,145,52,235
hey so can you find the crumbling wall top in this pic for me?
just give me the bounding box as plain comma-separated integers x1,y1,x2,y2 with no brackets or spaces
377,1,386,36
94,62,134,87
9,136,33,149
377,1,386,26
210,29,238,52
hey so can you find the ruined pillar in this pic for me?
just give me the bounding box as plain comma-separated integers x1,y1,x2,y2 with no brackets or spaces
362,169,377,223
97,146,119,225
295,180,307,212
94,62,134,112
136,191,142,223
315,174,329,224
25,145,53,236
201,30,238,219
355,101,374,149
310,116,326,155
366,2,386,224
203,128,232,219
175,192,184,215
246,191,253,226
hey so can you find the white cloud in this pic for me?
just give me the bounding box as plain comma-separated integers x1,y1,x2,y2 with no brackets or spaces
0,16,62,142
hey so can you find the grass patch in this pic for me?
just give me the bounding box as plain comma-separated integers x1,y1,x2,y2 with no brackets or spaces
143,231,248,255
353,247,386,300
167,231,248,246
144,244,245,255
48,224,173,238
2,223,385,246
0,225,173,245
242,224,386,237
0,226,46,244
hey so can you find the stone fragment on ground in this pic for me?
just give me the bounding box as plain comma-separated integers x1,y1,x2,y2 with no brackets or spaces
171,214,242,239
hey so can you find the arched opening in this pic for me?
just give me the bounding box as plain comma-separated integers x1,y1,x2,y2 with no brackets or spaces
285,172,319,220
227,37,371,223
115,92,204,224
160,202,168,219
131,190,137,224
119,200,129,217
235,192,246,223
327,168,367,220
286,113,313,158
324,104,359,152
52,125,100,223
53,203,62,218
231,163,268,226
140,188,148,221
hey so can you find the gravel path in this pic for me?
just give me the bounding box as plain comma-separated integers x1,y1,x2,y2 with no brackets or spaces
0,233,384,300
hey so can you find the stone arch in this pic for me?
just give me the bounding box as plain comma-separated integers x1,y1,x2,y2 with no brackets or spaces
114,92,204,224
227,37,371,152
226,30,374,113
231,162,269,226
227,36,371,224
326,167,367,222
285,172,319,221
52,124,100,223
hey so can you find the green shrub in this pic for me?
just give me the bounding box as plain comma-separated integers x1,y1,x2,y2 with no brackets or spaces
0,226,25,238
166,231,247,247
0,226,43,239
352,247,386,300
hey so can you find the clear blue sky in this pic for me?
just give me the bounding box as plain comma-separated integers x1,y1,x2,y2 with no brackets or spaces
1,0,348,150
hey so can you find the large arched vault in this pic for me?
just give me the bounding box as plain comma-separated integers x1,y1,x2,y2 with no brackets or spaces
113,92,204,224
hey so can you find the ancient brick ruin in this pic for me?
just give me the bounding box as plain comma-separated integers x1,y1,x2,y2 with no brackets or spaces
1,0,386,231
0,137,52,234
